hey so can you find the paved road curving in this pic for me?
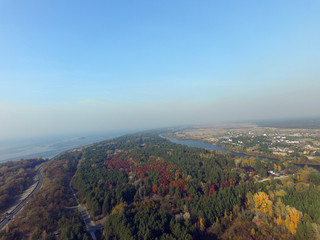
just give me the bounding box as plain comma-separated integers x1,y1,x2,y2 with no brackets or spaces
69,179,99,240
257,175,289,183
0,166,44,231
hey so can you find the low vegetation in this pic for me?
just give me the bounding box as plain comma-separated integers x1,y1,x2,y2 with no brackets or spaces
0,152,88,240
0,158,44,213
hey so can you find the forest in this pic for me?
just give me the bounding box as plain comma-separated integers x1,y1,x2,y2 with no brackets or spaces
71,131,320,239
0,158,44,213
0,152,89,240
1,130,320,239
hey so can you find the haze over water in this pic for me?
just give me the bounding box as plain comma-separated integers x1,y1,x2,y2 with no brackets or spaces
0,131,127,163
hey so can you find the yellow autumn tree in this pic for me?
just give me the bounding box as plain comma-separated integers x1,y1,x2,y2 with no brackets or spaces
274,189,286,197
274,163,278,171
253,192,273,216
285,207,301,235
234,158,242,168
111,202,127,215
200,152,213,159
249,157,256,167
300,168,310,182
199,218,205,231
229,211,233,221
224,209,228,220
185,175,192,182
274,215,284,226
242,158,250,167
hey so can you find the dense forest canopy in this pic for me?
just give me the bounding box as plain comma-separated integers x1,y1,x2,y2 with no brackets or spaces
1,130,320,239
71,131,319,239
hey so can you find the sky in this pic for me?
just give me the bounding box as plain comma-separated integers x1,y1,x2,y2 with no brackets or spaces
0,0,320,139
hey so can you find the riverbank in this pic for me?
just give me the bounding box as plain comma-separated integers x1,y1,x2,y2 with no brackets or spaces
208,140,282,161
0,131,127,163
161,135,279,161
163,135,279,162
290,162,320,166
163,134,320,172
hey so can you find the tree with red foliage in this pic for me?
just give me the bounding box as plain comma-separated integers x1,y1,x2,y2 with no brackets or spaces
209,185,216,196
152,184,158,193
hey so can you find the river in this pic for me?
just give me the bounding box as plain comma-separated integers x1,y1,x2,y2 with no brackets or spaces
165,137,276,161
0,130,130,163
165,136,320,171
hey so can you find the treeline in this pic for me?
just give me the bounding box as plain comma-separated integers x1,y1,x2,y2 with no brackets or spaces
0,151,89,240
73,132,276,239
0,158,45,212
280,167,320,239
104,201,195,240
3,130,317,239
221,166,320,239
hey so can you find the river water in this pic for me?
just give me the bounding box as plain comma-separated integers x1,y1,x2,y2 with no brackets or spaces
165,137,320,171
0,130,129,163
165,137,276,160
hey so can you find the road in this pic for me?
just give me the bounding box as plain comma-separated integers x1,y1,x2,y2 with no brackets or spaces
69,179,99,240
257,175,289,183
0,166,44,231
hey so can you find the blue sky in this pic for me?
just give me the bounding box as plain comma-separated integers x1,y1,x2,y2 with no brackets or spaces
0,0,320,139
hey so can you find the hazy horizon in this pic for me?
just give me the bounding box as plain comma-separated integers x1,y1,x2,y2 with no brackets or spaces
1,1,320,139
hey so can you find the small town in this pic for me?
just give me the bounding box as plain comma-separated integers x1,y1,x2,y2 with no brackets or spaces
169,125,320,165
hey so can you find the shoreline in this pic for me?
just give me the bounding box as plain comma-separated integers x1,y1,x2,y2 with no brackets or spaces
0,132,126,165
165,134,320,170
212,141,282,160
290,162,320,167
164,134,280,161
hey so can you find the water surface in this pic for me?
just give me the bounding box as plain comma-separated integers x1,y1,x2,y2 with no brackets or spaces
0,131,127,163
165,137,276,161
165,137,320,172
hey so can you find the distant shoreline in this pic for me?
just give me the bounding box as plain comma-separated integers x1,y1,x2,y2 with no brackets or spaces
0,131,126,164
